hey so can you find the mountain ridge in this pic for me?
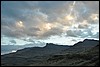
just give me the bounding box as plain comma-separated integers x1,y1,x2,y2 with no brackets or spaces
1,39,99,66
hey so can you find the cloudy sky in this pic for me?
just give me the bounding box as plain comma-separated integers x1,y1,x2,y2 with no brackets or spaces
1,1,99,46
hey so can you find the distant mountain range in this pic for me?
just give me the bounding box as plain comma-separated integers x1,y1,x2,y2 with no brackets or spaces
1,39,99,66
1,43,45,55
1,45,25,55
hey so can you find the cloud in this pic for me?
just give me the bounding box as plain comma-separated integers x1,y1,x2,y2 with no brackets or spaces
10,40,16,44
71,39,77,42
78,20,89,29
38,27,64,39
66,29,82,37
1,25,25,38
83,1,99,13
22,38,35,43
93,32,99,38
66,27,96,38
1,1,99,40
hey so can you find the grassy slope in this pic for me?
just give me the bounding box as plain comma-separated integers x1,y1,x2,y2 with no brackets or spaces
46,45,99,66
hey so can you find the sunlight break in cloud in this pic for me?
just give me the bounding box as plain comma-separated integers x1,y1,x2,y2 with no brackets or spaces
16,21,24,28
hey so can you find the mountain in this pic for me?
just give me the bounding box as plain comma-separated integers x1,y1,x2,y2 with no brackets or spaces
74,39,99,47
44,43,70,50
60,39,99,53
1,39,99,66
1,43,45,55
46,44,99,66
1,45,26,55
2,43,69,57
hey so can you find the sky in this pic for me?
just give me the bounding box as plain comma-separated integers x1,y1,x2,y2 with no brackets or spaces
1,1,99,46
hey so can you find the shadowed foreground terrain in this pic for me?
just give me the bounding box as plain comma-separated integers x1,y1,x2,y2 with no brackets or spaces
1,39,99,66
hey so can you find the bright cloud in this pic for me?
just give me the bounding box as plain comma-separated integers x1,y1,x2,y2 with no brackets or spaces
16,21,24,28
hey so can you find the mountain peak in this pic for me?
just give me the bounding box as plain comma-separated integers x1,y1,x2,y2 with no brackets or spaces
73,39,99,47
44,43,69,49
44,43,58,47
83,39,99,42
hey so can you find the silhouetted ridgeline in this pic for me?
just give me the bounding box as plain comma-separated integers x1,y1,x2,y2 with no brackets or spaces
1,39,99,66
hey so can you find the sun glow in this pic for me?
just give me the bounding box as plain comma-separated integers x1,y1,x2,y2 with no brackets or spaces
45,23,52,30
16,21,24,28
90,14,99,20
65,15,74,21
37,22,53,35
